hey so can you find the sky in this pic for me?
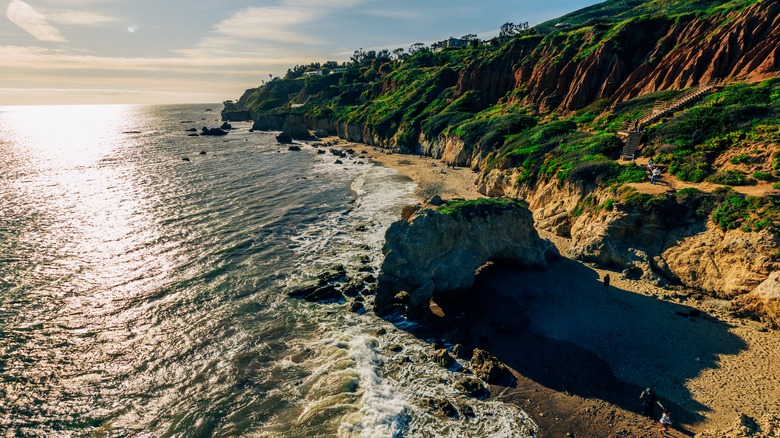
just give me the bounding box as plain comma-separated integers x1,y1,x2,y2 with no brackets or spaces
1,0,602,105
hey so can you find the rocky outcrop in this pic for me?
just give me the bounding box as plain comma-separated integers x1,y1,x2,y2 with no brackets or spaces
731,271,780,328
662,226,780,299
252,114,336,139
276,133,293,144
200,127,228,136
560,195,780,303
222,110,251,121
470,348,513,385
375,201,556,318
419,133,476,167
568,206,671,269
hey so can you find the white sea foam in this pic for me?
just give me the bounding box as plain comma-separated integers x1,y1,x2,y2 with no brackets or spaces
286,149,537,437
338,334,409,437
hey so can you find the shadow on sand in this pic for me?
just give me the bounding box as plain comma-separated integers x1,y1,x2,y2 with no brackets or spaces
392,258,746,436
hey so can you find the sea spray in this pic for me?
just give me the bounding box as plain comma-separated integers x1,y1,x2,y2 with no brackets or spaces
338,334,409,437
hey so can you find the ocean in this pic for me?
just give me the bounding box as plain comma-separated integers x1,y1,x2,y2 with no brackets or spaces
0,104,535,437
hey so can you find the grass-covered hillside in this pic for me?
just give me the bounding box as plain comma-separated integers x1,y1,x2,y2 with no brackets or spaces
223,0,780,234
534,0,760,32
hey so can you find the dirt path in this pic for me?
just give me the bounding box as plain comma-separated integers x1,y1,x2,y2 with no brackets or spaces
621,157,779,197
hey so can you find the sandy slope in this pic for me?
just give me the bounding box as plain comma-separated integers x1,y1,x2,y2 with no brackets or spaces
327,138,780,437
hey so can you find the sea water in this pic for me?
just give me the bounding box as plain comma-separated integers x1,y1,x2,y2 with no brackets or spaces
0,104,535,437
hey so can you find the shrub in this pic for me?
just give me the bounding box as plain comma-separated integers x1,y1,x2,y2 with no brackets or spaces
566,158,618,186
713,82,773,107
713,196,749,230
531,120,577,143
655,104,771,150
571,196,595,217
421,112,472,138
706,170,756,186
437,197,525,215
730,154,749,165
753,172,773,181
676,187,717,217
615,165,648,184
665,153,710,182
598,198,618,211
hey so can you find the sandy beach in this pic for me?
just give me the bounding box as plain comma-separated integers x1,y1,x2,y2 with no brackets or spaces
329,138,780,437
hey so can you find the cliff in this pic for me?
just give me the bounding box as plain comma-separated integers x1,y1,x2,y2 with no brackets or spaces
375,200,556,319
224,0,780,326
227,0,780,142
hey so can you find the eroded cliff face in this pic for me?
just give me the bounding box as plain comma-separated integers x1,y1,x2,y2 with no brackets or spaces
478,173,780,325
420,133,476,167
375,202,556,319
662,225,779,298
457,2,780,113
732,271,780,328
233,2,779,148
251,114,337,139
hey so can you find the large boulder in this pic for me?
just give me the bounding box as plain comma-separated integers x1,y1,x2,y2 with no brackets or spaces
276,132,293,144
375,200,555,317
662,225,779,299
730,270,780,328
568,205,670,268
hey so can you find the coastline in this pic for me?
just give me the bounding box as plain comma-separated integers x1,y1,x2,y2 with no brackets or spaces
326,137,780,437
318,137,484,201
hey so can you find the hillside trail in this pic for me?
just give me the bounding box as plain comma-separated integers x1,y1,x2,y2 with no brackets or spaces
619,156,779,197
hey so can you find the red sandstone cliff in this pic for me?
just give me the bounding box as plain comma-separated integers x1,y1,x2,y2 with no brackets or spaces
457,1,780,112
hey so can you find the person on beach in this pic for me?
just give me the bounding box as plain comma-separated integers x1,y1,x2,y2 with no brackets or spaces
659,409,672,434
640,387,664,418
603,274,610,289
651,167,661,184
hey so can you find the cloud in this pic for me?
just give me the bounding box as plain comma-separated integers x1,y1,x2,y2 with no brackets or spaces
6,0,66,42
51,10,116,26
212,7,320,43
282,0,368,6
0,45,308,73
182,0,376,58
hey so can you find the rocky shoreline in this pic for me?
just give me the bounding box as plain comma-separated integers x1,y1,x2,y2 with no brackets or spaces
305,137,780,437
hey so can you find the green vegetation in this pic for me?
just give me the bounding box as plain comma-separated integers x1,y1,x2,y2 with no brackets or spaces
711,193,780,232
436,197,526,215
647,78,780,184
753,172,773,181
535,0,758,33
706,170,756,186
225,0,778,236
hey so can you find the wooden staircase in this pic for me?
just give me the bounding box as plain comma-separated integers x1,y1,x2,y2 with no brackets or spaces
618,78,727,160
637,78,726,126
620,130,642,160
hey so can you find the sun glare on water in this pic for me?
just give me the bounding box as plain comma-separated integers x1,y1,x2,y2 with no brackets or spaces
0,104,167,298
1,104,138,166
